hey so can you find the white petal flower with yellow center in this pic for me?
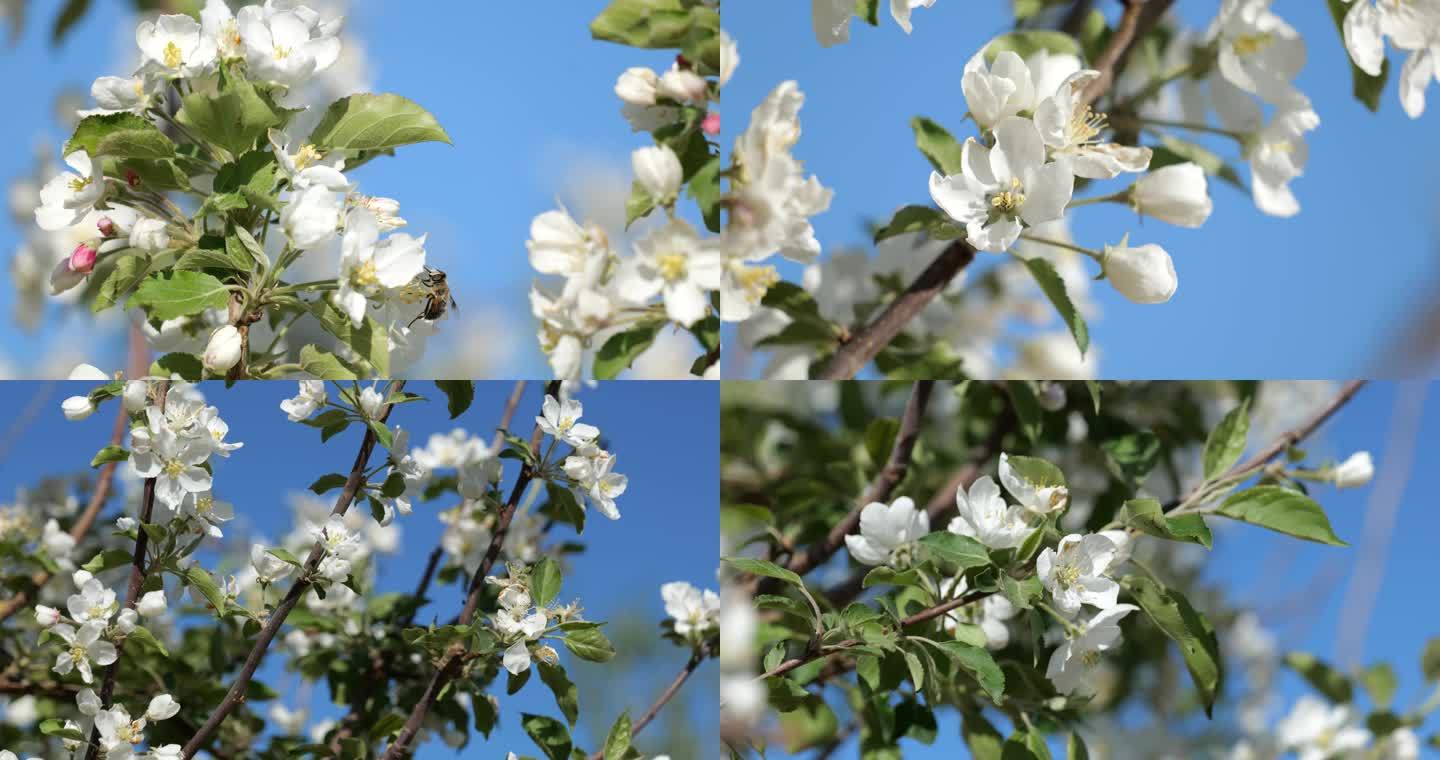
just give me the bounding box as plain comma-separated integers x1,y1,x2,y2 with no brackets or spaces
1036,533,1119,615
333,209,427,328
536,395,599,447
34,151,104,231
51,621,117,684
948,475,1030,550
998,452,1069,515
1045,604,1137,696
844,496,930,567
136,14,217,78
1034,70,1152,179
618,219,720,327
929,117,1074,252
661,581,720,638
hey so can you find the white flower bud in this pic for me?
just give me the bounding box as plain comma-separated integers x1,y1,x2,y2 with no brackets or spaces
719,30,738,89
137,590,167,618
358,386,384,419
1334,451,1374,489
122,380,149,413
632,145,683,203
203,325,243,373
615,67,658,106
62,395,95,421
1103,239,1177,304
147,693,181,721
115,608,137,634
116,516,136,531
35,604,61,627
1131,163,1213,228
67,363,109,380
657,68,707,102
77,688,101,716
49,256,86,294
129,218,171,252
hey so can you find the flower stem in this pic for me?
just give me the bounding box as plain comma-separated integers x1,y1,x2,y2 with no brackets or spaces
1136,116,1244,140
1016,235,1103,262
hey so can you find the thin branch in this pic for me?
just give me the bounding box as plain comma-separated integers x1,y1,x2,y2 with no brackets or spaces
87,381,169,760
584,644,712,760
179,381,405,760
764,381,934,590
0,392,131,625
382,380,561,759
814,0,1160,380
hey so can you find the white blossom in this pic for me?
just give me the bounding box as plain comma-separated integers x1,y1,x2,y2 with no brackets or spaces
1045,604,1137,696
998,452,1069,515
281,380,328,421
948,475,1030,550
1102,237,1178,304
1333,451,1374,488
51,621,117,684
660,581,719,638
1036,533,1120,615
844,496,930,567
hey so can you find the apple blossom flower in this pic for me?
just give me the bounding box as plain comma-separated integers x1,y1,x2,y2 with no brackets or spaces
67,577,118,626
251,543,296,585
1045,604,1138,696
35,605,61,627
34,151,104,231
890,0,937,34
147,693,180,721
1337,0,1440,118
929,117,1073,252
536,395,600,447
1037,533,1120,615
42,519,76,562
1211,0,1308,108
281,380,328,421
130,408,214,508
197,405,243,458
1277,696,1372,760
1034,70,1152,179
657,66,708,103
333,209,427,328
1245,105,1319,218
948,475,1030,550
1103,237,1177,304
136,591,167,618
51,621,117,683
961,51,1037,131
129,218,170,252
180,490,235,537
615,67,659,106
633,145,683,204
567,448,627,520
280,181,346,250
618,219,720,327
845,496,930,567
998,453,1069,515
123,381,150,413
87,75,151,115
203,325,244,373
235,3,343,88
78,687,101,716
661,581,719,638
61,395,96,421
1333,451,1374,488
719,31,738,88
136,14,218,78
358,386,385,419
1130,162,1213,228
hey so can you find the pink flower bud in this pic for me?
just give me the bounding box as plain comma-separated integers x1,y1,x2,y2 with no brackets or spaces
702,112,720,136
96,217,115,236
69,243,97,274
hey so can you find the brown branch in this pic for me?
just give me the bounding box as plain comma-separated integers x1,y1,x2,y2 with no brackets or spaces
86,381,169,760
764,381,934,591
382,380,561,759
584,644,712,760
0,676,80,699
179,381,406,760
0,391,131,625
815,1,1161,380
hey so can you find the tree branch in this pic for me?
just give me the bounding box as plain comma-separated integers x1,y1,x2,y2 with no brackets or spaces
584,644,712,760
0,391,131,625
381,380,560,759
179,381,405,760
815,1,1161,380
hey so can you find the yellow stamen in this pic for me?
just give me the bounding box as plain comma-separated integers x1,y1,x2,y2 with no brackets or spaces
163,41,183,69
1232,32,1274,57
657,252,688,283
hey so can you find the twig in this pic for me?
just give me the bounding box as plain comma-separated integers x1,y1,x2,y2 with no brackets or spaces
814,0,1160,380
0,392,131,625
179,381,405,759
86,381,169,760
381,380,561,759
584,644,712,760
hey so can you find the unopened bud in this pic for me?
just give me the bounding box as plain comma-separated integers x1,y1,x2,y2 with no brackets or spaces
702,112,720,136
69,243,97,274
203,325,244,373
96,217,116,236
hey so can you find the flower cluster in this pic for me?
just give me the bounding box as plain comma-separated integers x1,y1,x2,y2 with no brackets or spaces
546,395,629,520
1336,0,1440,118
485,565,580,676
24,0,449,379
660,581,719,644
527,4,724,379
810,0,937,46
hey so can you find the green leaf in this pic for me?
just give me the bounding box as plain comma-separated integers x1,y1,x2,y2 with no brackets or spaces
309,300,390,377
177,76,286,156
1149,136,1245,191
299,345,359,380
127,271,230,321
911,116,966,176
532,557,562,606
1004,455,1067,491
603,710,631,760
874,204,948,244
862,566,923,590
520,713,572,760
1203,399,1251,479
761,281,824,323
1216,486,1347,546
563,626,615,663
40,717,87,742
916,532,992,570
1284,652,1353,703
536,663,579,726
51,0,91,45
174,245,247,273
984,30,1081,60
1120,499,1212,549
1101,430,1161,487
127,625,169,658
688,154,722,233
1068,732,1090,760
1359,662,1397,709
184,566,228,615
65,113,154,156
308,93,451,152
91,445,129,468
435,380,474,419
999,574,1042,610
82,549,134,574
593,322,662,380
95,123,176,160
1006,381,1045,444
367,419,394,450
150,352,204,382
1423,637,1440,682
590,0,694,48
1126,576,1222,716
722,556,806,589
266,547,303,568
91,252,149,313
1019,256,1089,356
863,417,900,469
1326,0,1389,111
213,150,278,196
625,180,657,227
932,640,1005,701
903,648,926,691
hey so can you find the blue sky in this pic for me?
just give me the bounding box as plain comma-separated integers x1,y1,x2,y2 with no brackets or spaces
0,380,719,758
723,1,1440,378
0,1,668,377
759,381,1440,757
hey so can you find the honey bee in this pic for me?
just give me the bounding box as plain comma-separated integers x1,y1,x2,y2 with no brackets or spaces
410,266,457,326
